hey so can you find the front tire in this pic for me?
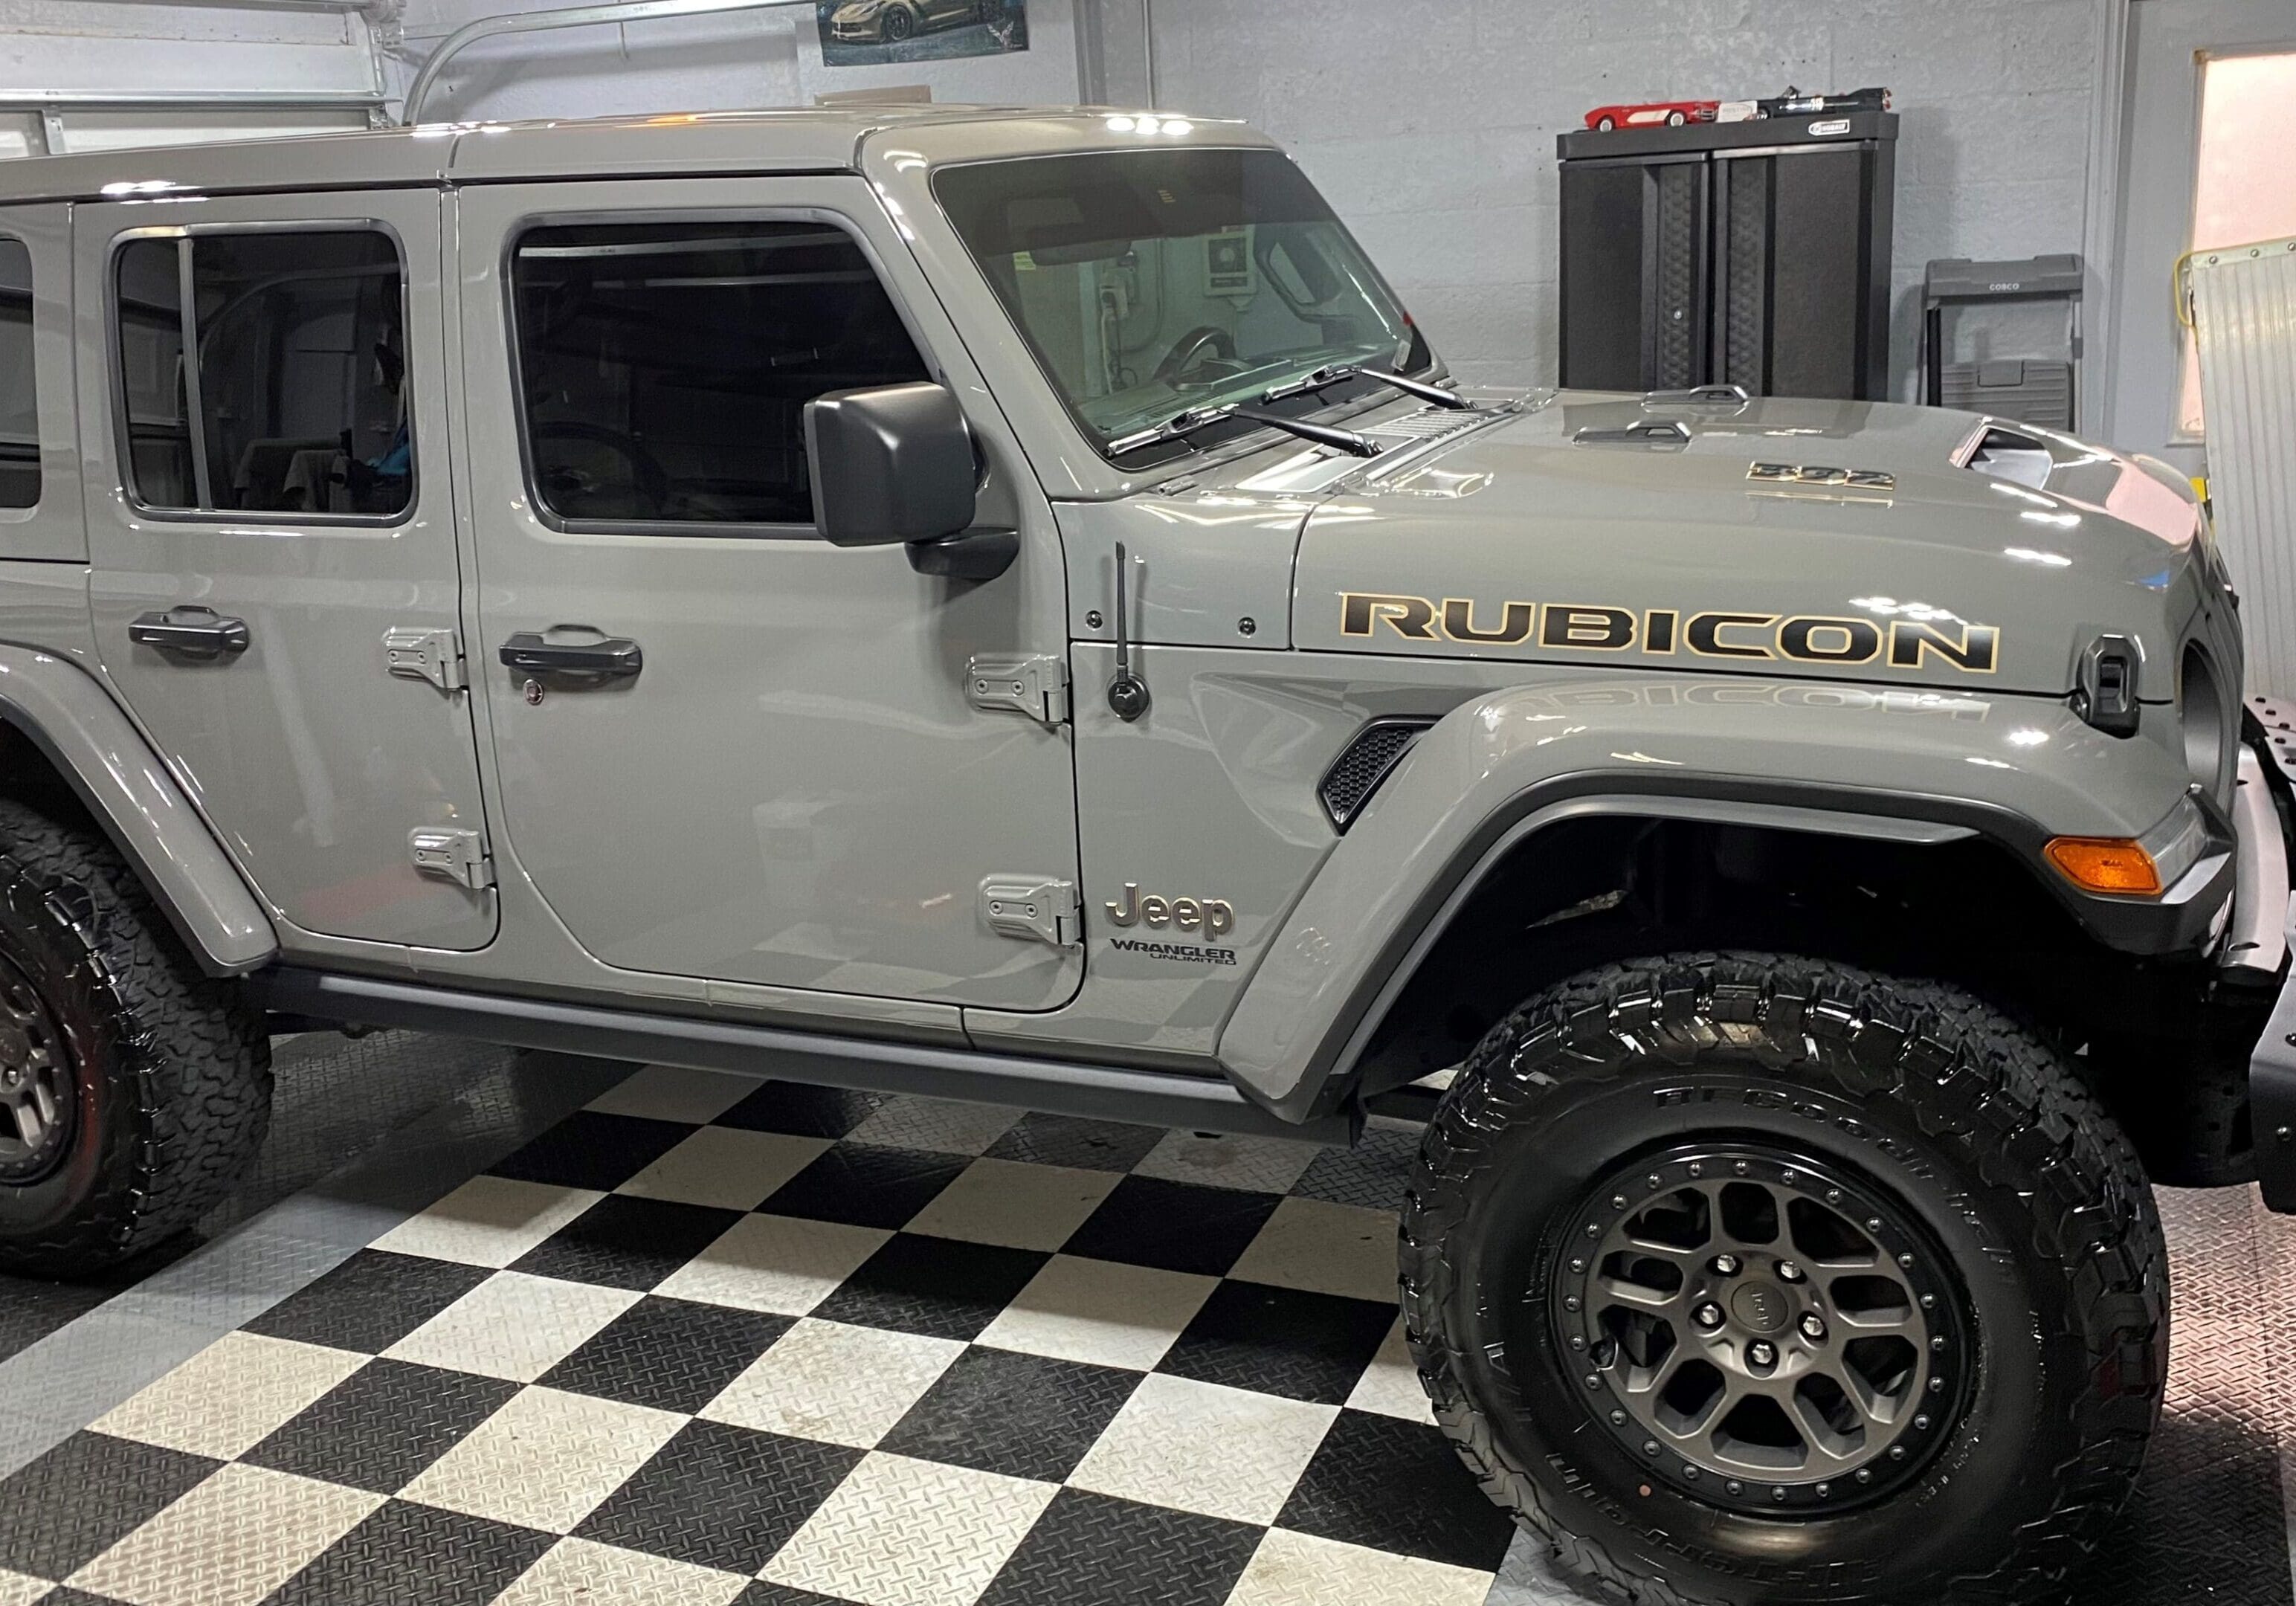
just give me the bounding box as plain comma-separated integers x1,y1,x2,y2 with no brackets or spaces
1402,952,2165,1605
881,4,917,41
0,798,271,1274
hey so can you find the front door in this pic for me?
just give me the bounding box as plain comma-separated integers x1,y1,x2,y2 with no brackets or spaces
454,177,1080,1012
80,190,495,951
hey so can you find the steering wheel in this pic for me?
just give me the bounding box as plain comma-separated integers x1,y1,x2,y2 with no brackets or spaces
529,421,671,518
1152,325,1239,388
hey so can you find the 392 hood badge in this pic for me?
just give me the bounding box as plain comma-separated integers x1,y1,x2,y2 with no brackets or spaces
1748,462,1897,491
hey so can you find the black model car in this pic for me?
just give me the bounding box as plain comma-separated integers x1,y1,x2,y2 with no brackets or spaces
1758,84,1892,117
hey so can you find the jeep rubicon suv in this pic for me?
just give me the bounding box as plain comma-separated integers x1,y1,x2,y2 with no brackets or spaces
0,106,2289,1606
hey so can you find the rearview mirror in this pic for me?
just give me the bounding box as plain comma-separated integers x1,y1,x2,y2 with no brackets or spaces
804,382,978,548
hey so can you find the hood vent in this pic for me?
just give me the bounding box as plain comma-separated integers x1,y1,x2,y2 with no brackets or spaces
1961,425,2054,490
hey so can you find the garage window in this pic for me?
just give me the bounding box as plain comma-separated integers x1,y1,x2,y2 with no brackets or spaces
113,230,411,518
0,237,36,509
509,221,929,527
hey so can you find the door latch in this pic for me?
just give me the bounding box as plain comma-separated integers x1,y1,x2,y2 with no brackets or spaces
384,628,466,691
979,876,1082,947
408,827,493,890
967,654,1070,725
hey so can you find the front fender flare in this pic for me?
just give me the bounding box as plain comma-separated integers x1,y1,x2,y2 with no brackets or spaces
1218,675,2218,1122
0,644,277,975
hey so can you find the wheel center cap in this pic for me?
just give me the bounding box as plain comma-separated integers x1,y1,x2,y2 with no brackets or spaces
1730,1281,1790,1335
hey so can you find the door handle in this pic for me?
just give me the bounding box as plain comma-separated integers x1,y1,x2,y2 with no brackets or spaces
129,607,251,660
497,630,643,680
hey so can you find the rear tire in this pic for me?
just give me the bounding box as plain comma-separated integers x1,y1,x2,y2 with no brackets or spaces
1401,951,2165,1605
0,798,270,1275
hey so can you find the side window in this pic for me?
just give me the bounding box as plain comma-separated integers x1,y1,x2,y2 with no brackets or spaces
510,221,929,526
0,236,36,509
112,230,410,517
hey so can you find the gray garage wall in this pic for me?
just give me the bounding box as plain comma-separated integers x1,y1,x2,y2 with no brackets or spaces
385,0,2103,398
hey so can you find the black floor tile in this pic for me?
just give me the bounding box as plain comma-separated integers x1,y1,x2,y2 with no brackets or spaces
240,1359,520,1494
512,1196,747,1293
487,1110,692,1192
758,1144,970,1231
241,1250,492,1356
0,1431,219,1580
978,1488,1262,1606
715,1081,883,1140
1277,1407,1516,1573
880,1347,1139,1483
984,1114,1166,1174
541,1297,792,1415
809,1233,1048,1341
1158,1280,1397,1405
575,1420,861,1575
1060,1176,1283,1277
735,1585,852,1606
265,1500,554,1606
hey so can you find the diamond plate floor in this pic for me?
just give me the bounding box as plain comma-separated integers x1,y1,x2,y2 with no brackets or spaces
0,1040,2291,1606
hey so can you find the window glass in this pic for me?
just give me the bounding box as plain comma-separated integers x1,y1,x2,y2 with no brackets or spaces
511,222,929,526
114,230,410,516
0,238,37,509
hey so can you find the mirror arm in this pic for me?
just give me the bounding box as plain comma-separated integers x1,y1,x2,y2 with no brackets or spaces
907,527,1019,582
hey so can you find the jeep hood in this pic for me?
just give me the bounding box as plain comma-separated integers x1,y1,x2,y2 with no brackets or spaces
1284,393,2213,700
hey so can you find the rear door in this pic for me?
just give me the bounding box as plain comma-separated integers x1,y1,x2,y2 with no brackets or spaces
79,190,495,950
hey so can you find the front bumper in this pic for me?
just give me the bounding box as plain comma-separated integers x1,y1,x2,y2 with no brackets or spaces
2242,701,2296,1211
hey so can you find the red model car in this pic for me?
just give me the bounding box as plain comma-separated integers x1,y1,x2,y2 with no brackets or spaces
1584,100,1718,132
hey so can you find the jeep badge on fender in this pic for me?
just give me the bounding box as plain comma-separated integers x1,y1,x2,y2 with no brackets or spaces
1103,882,1235,940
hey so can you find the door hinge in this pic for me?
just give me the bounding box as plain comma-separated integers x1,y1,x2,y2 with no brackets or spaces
979,875,1082,947
409,827,493,890
967,654,1070,725
384,627,466,691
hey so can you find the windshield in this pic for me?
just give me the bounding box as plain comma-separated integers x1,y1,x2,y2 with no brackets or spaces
934,146,1425,458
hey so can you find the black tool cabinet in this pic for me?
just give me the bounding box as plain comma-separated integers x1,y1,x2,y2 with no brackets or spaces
1556,112,1897,399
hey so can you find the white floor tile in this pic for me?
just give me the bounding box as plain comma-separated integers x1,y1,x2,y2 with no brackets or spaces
400,1386,685,1534
1229,1196,1399,1304
1227,1528,1492,1606
761,1452,1057,1606
494,1538,749,1606
615,1127,831,1212
1341,1318,1434,1425
585,1066,755,1126
653,1213,889,1317
89,1332,367,1460
1068,1373,1336,1525
1132,1131,1319,1193
68,1464,381,1606
0,1568,51,1606
902,1158,1120,1251
700,1318,961,1448
973,1254,1217,1371
369,1176,603,1269
847,1095,1021,1156
384,1271,640,1383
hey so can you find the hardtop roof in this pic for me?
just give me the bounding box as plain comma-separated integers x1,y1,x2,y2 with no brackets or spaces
0,104,1230,207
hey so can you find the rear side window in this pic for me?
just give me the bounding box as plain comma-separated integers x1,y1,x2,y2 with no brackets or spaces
509,222,929,526
113,230,410,517
0,236,36,509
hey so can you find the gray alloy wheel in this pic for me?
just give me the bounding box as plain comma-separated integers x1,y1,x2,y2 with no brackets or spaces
0,957,72,1186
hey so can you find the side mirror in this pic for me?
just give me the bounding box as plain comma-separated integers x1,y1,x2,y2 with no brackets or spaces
804,381,978,549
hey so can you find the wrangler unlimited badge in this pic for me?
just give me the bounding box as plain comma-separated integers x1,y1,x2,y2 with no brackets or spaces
1338,593,1999,674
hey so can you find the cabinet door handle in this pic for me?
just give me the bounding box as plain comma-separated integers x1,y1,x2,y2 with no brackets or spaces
497,631,643,680
129,607,251,660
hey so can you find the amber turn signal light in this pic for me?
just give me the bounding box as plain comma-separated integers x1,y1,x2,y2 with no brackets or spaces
2044,836,2162,896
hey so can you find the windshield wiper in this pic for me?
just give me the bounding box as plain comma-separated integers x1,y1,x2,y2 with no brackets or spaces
1107,402,1383,459
1262,363,1471,410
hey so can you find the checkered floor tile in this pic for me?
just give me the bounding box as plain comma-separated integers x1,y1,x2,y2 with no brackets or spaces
0,1069,1506,1606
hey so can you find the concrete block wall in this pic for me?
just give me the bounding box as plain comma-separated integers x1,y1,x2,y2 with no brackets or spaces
1135,0,2102,394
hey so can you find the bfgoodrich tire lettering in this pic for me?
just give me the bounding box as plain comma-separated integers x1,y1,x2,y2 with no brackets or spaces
1402,952,2166,1605
0,798,271,1274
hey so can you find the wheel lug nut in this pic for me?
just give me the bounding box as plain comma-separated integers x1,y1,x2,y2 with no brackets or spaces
1564,1296,1581,1312
1826,1188,1842,1204
1733,1161,1748,1174
1913,1414,1929,1431
1710,1254,1740,1276
1855,1468,1873,1484
1570,1335,1586,1350
1771,1486,1787,1503
1815,1482,1831,1497
1930,1336,1946,1352
1694,1303,1724,1330
1889,1445,1907,1460
1610,1410,1628,1425
1929,1376,1945,1393
1584,1373,1602,1389
1642,1440,1660,1457
1726,1479,1744,1494
1897,1252,1915,1268
1799,1314,1827,1342
1777,1260,1804,1283
1747,1340,1778,1369
1570,1258,1587,1274
1689,1163,1703,1177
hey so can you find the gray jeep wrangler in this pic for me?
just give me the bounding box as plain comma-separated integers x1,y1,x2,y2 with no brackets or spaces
0,104,2290,1605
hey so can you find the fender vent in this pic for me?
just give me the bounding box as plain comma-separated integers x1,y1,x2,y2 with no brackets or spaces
1319,718,1434,830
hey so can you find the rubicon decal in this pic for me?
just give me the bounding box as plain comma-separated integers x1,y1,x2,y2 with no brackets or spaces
1338,593,1999,674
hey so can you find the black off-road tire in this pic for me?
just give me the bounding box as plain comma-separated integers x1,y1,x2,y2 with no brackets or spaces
0,797,271,1274
1401,951,2167,1606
